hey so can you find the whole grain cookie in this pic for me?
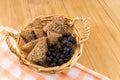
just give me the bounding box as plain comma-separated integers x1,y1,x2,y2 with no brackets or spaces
21,39,39,53
43,16,65,34
33,29,46,38
27,37,48,62
47,31,62,44
20,28,45,43
20,29,35,42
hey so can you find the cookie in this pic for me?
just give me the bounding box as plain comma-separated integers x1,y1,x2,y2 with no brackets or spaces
43,16,65,34
33,29,46,38
20,29,35,43
20,28,46,43
21,39,39,53
47,31,62,44
27,37,48,62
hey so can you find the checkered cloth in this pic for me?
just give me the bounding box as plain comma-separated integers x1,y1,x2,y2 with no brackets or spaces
0,26,110,80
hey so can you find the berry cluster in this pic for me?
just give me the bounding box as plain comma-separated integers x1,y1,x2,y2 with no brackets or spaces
46,41,58,66
38,32,76,67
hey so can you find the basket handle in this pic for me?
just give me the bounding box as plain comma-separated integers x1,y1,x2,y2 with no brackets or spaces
5,32,21,57
69,17,90,65
71,17,90,43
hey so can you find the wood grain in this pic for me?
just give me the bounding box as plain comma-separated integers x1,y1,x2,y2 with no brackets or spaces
0,0,120,79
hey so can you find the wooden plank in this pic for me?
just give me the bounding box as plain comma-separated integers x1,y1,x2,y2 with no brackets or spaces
62,0,120,79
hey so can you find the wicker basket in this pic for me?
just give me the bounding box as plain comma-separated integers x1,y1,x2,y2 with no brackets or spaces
5,16,90,73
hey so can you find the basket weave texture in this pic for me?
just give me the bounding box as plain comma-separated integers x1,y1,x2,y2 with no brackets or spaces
5,16,90,73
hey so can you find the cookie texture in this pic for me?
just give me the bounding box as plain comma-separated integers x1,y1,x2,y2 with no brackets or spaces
43,16,65,34
47,31,62,44
27,37,48,62
21,39,39,53
33,29,46,38
20,29,35,42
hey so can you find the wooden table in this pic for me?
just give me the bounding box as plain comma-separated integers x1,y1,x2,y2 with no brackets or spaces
0,0,120,80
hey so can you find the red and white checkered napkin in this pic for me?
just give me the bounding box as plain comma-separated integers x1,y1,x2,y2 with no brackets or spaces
0,26,110,80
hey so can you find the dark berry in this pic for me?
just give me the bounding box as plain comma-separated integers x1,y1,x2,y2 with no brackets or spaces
68,36,73,42
49,43,55,48
63,37,68,40
62,40,67,45
67,48,70,52
53,45,58,50
66,42,72,47
64,58,69,62
53,58,57,63
52,41,57,46
58,58,64,65
72,38,76,44
49,48,55,52
52,53,56,57
64,47,70,52
66,55,72,59
37,61,43,65
46,57,52,63
64,47,67,51
49,56,53,59
62,32,71,37
48,44,53,48
63,50,67,54
60,54,65,59
70,36,76,44
61,44,65,47
62,33,67,37
66,32,71,37
70,49,74,55
51,63,56,67
68,47,72,50
46,51,51,57
58,37,63,42
59,48,63,52
56,54,60,59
